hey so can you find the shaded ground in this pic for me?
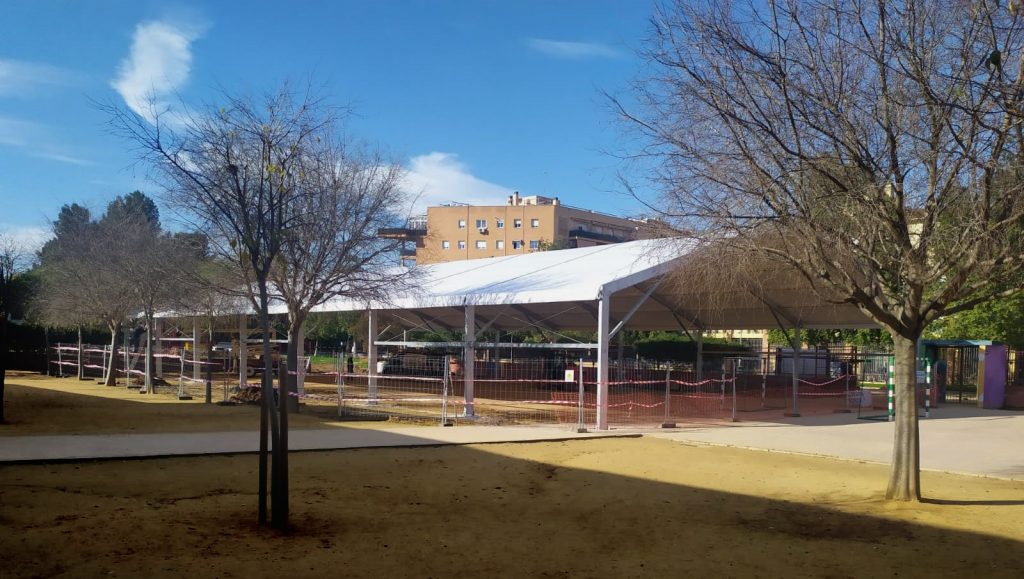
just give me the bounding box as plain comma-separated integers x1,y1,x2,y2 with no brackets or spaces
1,438,1022,578
1,371,1022,577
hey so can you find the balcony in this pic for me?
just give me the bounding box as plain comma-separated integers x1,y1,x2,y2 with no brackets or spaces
378,216,428,240
568,228,627,244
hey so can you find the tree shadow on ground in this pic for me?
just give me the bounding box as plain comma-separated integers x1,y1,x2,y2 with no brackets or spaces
1,436,1022,578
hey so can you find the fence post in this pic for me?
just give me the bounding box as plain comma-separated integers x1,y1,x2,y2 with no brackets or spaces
124,344,130,388
731,372,738,422
887,357,895,422
177,350,192,400
761,358,768,409
845,371,851,411
57,343,63,378
441,355,453,427
577,358,588,433
661,365,676,429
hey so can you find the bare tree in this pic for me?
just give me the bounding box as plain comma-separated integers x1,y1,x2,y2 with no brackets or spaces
269,143,411,524
0,232,31,422
617,0,1024,501
127,228,205,394
106,85,333,529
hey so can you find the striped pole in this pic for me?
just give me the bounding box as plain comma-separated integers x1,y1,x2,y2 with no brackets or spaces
342,350,350,418
887,357,895,422
925,361,932,419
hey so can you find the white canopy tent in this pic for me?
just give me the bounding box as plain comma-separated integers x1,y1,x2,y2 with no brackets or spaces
301,238,875,429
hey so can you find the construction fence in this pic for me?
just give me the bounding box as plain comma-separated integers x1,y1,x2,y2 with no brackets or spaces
48,345,956,429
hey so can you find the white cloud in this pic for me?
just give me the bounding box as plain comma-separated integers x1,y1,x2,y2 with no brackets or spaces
402,152,512,214
111,20,204,124
0,116,32,147
525,38,622,59
0,115,92,166
0,224,52,253
0,59,78,96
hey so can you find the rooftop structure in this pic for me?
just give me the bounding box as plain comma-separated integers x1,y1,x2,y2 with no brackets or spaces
379,192,670,265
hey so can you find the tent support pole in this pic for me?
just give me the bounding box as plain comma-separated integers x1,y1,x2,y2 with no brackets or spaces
463,304,475,417
786,325,802,417
368,310,378,402
597,294,610,430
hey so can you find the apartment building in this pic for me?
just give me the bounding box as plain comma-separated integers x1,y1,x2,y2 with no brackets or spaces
383,192,666,265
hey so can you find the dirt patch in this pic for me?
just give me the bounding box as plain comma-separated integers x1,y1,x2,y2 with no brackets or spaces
1,371,1022,577
1,437,1022,578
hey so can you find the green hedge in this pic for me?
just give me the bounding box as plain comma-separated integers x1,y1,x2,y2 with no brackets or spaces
634,335,752,362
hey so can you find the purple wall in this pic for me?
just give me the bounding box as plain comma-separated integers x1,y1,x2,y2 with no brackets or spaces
980,344,1007,409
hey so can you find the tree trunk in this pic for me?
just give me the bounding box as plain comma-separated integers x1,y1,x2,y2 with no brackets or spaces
286,315,302,414
205,325,213,404
277,338,290,531
43,327,49,375
144,313,154,393
0,314,7,423
257,282,280,526
103,322,121,386
886,334,921,501
272,312,304,532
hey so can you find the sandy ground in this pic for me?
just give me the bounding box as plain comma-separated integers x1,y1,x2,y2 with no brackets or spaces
2,372,1023,578
0,372,375,435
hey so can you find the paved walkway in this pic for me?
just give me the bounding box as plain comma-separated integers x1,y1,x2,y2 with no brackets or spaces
651,405,1024,480
0,426,635,463
4,405,1021,481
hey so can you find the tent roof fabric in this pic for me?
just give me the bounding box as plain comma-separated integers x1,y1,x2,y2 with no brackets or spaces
308,238,876,333
313,239,687,311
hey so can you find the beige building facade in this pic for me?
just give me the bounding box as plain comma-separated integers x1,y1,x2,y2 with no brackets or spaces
407,193,660,264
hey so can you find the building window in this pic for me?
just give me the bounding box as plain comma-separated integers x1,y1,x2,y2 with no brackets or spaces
496,218,504,229
496,240,504,250
458,219,466,229
512,240,523,249
475,219,487,229
529,240,540,250
531,218,539,228
513,218,522,229
476,240,486,249
458,240,466,249
442,240,450,250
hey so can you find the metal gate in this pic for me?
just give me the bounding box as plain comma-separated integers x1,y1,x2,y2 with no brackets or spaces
934,346,979,404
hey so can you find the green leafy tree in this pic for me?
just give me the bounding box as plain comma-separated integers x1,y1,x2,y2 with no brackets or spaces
927,295,1024,347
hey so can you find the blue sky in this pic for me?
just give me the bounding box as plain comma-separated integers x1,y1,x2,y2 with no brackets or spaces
0,1,656,249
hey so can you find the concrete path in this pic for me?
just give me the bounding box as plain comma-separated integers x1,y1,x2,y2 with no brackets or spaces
0,425,636,463
651,406,1024,480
